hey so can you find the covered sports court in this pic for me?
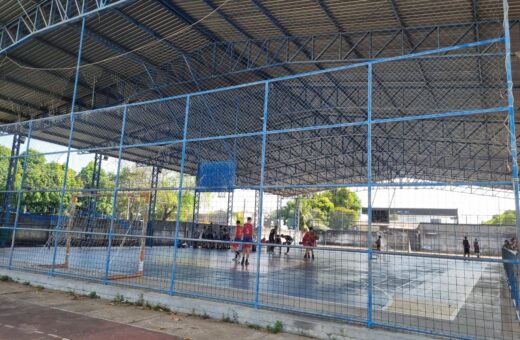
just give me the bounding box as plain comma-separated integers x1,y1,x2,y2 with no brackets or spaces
0,1,520,339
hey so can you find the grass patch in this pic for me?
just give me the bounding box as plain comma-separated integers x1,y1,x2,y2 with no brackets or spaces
22,281,30,286
221,314,233,323
0,275,11,282
266,320,283,334
247,323,261,330
88,291,99,299
135,294,144,307
36,285,44,291
113,293,125,304
188,309,209,319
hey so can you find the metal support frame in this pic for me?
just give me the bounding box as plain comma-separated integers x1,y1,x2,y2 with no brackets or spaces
0,0,133,55
192,190,201,224
50,16,86,275
253,189,260,227
294,197,301,230
0,7,517,338
83,152,102,246
226,189,234,226
276,195,282,227
120,21,511,98
103,106,128,283
169,95,190,294
2,134,24,232
367,63,374,327
8,122,32,267
503,0,520,243
146,165,160,246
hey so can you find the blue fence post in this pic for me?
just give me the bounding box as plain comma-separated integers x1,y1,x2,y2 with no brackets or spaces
8,121,32,269
103,105,128,284
367,63,374,328
50,16,86,275
169,96,191,294
503,0,520,245
254,81,269,307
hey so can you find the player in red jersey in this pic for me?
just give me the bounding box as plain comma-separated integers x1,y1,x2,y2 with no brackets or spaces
231,220,243,262
241,217,254,266
302,227,319,260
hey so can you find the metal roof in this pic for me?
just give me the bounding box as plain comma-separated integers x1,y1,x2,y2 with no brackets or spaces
0,0,519,195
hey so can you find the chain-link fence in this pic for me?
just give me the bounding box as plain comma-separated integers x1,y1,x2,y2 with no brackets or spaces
0,15,519,340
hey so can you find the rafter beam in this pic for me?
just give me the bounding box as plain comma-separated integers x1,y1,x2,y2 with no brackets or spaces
0,0,134,55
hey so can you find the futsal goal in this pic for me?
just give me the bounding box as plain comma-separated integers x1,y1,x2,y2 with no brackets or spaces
46,191,150,280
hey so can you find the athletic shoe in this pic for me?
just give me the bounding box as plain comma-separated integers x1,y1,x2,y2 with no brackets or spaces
245,259,249,266
241,258,245,265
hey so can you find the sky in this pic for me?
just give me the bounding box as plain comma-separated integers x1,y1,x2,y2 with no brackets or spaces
0,136,515,223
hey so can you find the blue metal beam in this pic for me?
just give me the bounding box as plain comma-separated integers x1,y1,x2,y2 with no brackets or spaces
157,0,219,42
112,8,188,55
146,165,160,247
35,37,131,101
75,24,160,73
0,0,134,55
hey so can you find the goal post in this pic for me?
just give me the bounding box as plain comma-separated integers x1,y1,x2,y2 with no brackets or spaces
50,191,150,280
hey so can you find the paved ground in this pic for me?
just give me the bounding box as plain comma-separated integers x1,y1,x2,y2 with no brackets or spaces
0,280,309,340
0,246,513,339
1,246,487,318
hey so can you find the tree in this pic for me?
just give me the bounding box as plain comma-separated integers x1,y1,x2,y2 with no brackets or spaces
74,161,115,215
329,207,358,229
277,188,361,231
483,210,516,225
20,152,82,213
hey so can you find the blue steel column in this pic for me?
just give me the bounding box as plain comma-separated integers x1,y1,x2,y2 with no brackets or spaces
503,0,520,243
3,134,23,228
254,81,269,307
367,63,374,327
84,152,102,246
103,106,128,283
8,122,32,268
169,96,190,294
50,17,86,275
503,0,520,312
146,165,160,247
226,189,234,226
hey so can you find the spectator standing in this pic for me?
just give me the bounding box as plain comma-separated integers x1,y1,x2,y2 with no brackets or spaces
511,237,517,251
375,235,382,251
463,236,470,259
473,238,480,258
268,227,277,253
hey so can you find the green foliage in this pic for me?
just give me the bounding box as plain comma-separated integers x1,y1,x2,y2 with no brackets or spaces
278,188,361,231
0,275,11,282
483,210,516,225
246,323,261,330
113,293,125,303
0,147,197,221
267,320,283,334
88,291,99,299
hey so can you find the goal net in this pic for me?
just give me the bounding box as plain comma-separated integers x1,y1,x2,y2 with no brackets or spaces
47,192,150,280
